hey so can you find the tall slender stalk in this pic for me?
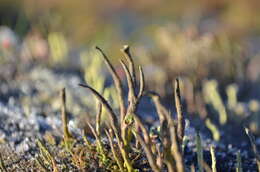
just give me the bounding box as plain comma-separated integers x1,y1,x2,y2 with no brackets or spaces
60,88,72,141
174,78,185,146
210,146,217,172
196,132,204,172
36,139,58,172
95,102,102,137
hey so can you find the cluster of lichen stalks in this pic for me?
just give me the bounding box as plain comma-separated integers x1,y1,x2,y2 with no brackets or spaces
55,45,186,172
34,46,260,172
78,45,186,172
1,46,259,172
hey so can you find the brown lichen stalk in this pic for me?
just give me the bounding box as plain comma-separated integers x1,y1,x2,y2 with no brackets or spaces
95,46,126,123
60,88,72,140
174,78,185,146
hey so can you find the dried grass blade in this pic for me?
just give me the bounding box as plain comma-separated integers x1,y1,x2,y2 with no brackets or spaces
36,139,58,171
87,122,106,160
35,156,49,172
105,130,124,171
82,130,92,150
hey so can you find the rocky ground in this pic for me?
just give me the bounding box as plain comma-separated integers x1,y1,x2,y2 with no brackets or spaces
0,64,259,171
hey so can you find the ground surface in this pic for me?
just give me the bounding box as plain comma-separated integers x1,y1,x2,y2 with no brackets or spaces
0,64,259,171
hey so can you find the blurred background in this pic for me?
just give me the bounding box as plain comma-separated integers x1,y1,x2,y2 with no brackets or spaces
1,0,260,143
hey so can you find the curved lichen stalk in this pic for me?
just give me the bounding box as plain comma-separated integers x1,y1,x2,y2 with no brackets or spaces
78,83,120,137
36,139,58,172
121,45,136,87
95,46,126,124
